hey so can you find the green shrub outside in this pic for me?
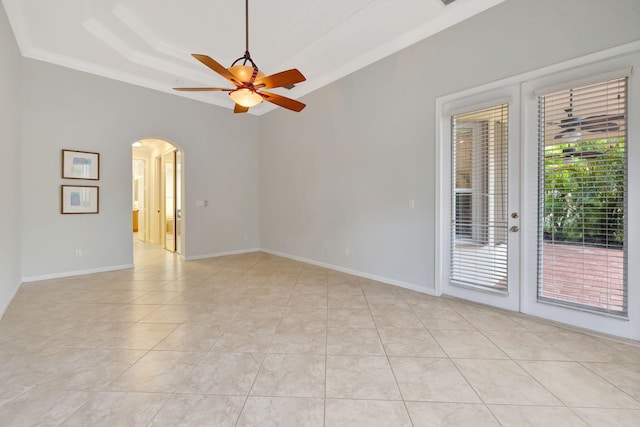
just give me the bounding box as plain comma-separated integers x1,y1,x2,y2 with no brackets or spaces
543,138,625,247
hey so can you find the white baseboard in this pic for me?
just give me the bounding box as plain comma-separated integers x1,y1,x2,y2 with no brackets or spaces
0,279,22,319
21,264,134,283
260,248,437,297
18,248,436,299
184,248,261,261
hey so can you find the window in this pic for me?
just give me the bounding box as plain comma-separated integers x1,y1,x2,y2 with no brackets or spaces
537,77,627,315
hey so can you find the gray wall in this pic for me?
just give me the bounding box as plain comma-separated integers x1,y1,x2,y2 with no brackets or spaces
259,0,640,292
0,4,22,313
20,60,260,279
3,0,640,303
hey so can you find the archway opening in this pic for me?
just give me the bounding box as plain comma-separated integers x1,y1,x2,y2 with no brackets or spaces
132,138,184,256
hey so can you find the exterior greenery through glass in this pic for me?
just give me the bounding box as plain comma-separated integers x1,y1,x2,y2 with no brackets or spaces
537,77,627,315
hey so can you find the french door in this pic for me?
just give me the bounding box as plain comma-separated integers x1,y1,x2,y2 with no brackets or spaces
438,52,639,340
439,85,521,312
521,63,638,340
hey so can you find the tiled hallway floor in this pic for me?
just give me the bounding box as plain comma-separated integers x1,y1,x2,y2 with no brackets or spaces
1,241,639,426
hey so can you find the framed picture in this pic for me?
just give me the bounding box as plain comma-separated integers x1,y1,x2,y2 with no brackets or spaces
62,149,100,180
61,185,99,214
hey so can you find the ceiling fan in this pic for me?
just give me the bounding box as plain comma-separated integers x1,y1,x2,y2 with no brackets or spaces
549,90,624,142
174,0,306,113
545,89,626,162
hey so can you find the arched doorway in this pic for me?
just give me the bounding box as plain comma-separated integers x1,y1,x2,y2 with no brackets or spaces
132,138,184,255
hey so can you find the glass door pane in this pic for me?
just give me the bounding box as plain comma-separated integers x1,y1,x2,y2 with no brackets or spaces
537,77,627,315
450,104,509,292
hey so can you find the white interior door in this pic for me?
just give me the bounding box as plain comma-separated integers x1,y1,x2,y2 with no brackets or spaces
175,150,182,255
132,159,146,241
163,150,176,252
137,174,146,241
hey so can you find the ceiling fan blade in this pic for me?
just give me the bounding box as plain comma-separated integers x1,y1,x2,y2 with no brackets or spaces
254,69,306,89
234,104,249,114
550,116,581,128
580,114,625,132
260,91,306,112
575,150,604,158
173,87,232,92
192,54,240,85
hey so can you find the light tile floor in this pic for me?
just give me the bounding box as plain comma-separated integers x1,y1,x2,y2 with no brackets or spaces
0,240,639,426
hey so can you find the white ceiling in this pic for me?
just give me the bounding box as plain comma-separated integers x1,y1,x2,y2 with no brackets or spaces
3,0,505,115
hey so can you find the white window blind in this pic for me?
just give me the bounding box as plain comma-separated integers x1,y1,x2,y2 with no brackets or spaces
450,104,509,291
537,77,627,315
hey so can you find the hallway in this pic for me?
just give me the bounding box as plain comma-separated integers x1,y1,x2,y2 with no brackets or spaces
0,243,639,425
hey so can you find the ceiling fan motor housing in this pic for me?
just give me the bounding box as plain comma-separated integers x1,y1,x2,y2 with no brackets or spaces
229,65,265,85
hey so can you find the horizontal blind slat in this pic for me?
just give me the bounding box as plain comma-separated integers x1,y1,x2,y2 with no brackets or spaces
537,77,627,315
451,103,509,292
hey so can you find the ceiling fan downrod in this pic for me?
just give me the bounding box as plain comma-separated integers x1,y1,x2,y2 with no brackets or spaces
231,0,257,71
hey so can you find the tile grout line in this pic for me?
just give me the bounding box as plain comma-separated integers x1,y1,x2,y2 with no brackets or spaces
232,263,289,427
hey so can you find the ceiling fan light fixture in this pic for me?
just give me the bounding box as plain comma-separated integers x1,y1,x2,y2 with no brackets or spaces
230,88,263,107
555,130,582,142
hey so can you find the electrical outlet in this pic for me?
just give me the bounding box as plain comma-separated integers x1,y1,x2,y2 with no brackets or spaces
75,249,82,257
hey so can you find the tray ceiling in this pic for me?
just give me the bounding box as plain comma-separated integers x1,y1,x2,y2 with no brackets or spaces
3,0,505,115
